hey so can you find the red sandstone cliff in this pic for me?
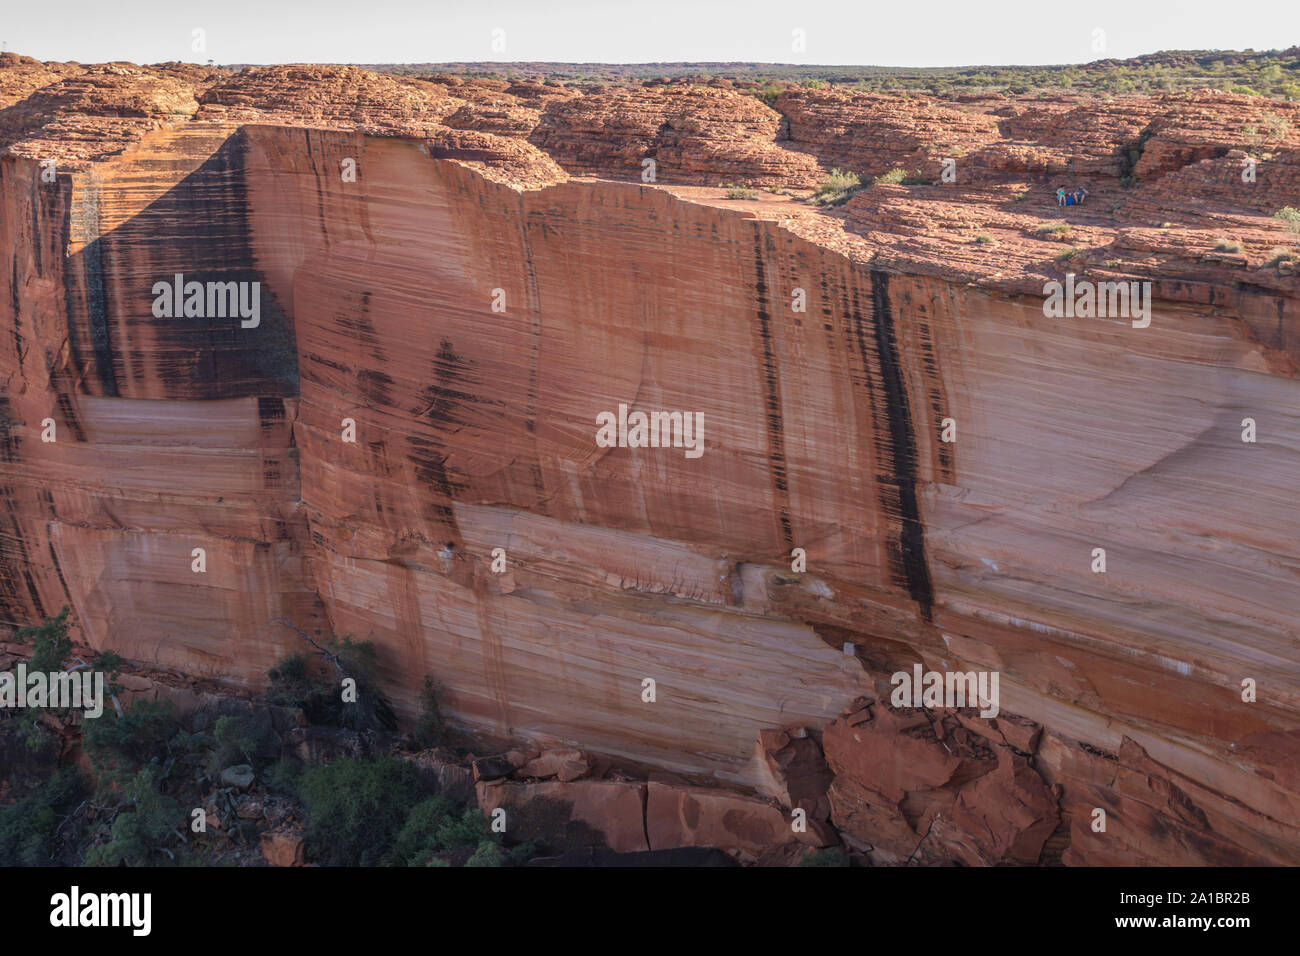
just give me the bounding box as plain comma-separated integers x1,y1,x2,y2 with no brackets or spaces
1,54,1298,865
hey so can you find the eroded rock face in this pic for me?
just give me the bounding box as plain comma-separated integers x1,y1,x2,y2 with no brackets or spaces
2,56,1299,865
823,697,1058,865
475,780,649,854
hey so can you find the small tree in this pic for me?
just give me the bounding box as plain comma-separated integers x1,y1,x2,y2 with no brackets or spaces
85,766,183,867
83,699,189,793
17,606,73,673
267,625,397,731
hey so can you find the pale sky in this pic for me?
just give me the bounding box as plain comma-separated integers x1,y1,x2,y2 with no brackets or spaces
2,0,1296,67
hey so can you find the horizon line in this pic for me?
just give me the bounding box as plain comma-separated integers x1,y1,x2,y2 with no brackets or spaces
7,45,1298,73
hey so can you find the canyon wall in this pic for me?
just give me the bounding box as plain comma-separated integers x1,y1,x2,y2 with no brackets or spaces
2,58,1298,864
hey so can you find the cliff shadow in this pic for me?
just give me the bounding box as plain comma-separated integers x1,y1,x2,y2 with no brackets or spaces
63,128,298,401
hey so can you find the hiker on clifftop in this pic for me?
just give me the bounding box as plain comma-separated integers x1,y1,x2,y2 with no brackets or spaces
1056,186,1068,206
1072,185,1089,205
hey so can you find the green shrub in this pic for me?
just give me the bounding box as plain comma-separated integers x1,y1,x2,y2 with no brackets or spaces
10,609,80,748
209,711,278,772
385,795,458,865
266,758,302,797
873,167,907,186
975,234,996,245
84,766,183,867
1213,238,1245,253
434,806,495,851
213,715,253,768
1055,247,1083,261
1035,222,1072,238
83,699,190,791
1273,207,1300,233
299,757,423,866
725,185,758,200
0,767,86,866
507,839,540,865
465,840,506,867
801,847,850,866
1264,247,1297,266
808,168,862,207
16,607,73,673
755,81,783,106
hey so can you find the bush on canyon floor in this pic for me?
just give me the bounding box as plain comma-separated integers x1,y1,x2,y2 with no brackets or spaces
0,767,87,866
808,168,862,206
385,794,457,864
210,712,279,773
464,841,507,867
384,794,504,866
266,757,303,797
1034,222,1072,237
724,185,758,200
84,765,185,867
974,233,996,245
299,757,424,866
83,699,197,793
1264,247,1298,267
298,756,527,867
1213,238,1245,253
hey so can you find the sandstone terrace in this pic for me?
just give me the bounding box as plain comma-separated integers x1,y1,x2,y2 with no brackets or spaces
3,52,1298,294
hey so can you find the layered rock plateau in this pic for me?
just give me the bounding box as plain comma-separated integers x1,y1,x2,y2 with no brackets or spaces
1,55,1298,864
